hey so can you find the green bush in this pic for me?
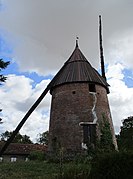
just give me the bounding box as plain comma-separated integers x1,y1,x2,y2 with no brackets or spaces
56,163,91,179
90,151,133,179
1,152,133,179
29,151,46,161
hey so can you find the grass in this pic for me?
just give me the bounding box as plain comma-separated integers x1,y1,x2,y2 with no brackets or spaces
0,162,59,179
0,161,91,179
1,151,133,179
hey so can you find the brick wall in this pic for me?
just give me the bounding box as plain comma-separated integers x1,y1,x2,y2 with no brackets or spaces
48,82,117,153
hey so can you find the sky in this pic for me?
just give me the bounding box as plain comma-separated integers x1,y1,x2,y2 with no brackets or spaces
0,0,133,142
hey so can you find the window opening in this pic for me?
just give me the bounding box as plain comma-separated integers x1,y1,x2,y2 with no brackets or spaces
80,123,96,147
0,157,3,162
89,84,96,92
72,91,76,94
11,157,17,162
25,157,29,162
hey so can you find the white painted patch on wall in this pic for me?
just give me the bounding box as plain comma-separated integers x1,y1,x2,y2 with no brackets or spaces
81,142,88,150
89,92,98,124
80,92,98,150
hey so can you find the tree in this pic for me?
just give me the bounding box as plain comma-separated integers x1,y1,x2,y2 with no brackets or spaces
96,113,115,152
0,118,3,124
0,109,3,124
37,131,49,145
0,131,33,144
117,116,133,151
0,59,10,124
0,59,10,84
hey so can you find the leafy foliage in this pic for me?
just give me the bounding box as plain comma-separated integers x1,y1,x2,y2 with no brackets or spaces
1,152,133,179
29,151,46,161
0,131,33,144
36,131,49,145
0,59,10,83
117,116,133,151
0,115,3,124
90,151,133,179
0,59,10,124
97,113,114,152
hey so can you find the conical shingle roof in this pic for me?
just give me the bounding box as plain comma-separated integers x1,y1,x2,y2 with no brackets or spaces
49,43,109,93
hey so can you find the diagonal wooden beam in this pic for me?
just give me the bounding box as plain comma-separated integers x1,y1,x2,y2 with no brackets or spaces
0,85,50,156
0,62,66,156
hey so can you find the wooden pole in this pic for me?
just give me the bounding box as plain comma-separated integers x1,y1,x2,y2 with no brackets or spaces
0,85,50,156
99,15,106,81
0,62,66,156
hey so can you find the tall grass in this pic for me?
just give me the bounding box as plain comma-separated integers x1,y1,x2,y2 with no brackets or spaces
0,162,59,179
1,151,133,179
0,160,91,179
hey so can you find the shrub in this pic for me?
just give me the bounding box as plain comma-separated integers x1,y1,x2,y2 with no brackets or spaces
90,151,133,179
57,163,91,179
29,151,46,161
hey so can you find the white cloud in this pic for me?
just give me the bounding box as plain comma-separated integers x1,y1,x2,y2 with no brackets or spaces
106,63,125,80
0,75,51,142
107,29,133,69
107,63,133,133
1,0,133,76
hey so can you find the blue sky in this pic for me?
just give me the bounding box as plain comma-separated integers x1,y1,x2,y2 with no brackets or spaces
123,69,133,88
0,34,53,88
2,61,53,88
0,0,133,141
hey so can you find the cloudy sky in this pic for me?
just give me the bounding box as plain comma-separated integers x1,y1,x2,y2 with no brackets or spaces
0,0,133,142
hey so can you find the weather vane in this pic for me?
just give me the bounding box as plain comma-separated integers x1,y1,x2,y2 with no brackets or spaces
76,36,79,47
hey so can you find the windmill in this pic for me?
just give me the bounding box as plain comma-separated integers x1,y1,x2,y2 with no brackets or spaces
0,16,117,156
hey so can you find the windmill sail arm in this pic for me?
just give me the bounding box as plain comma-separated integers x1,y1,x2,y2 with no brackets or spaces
0,85,50,156
99,15,106,81
0,62,67,156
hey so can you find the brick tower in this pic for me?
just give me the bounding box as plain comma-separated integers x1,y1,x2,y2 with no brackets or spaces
48,39,117,153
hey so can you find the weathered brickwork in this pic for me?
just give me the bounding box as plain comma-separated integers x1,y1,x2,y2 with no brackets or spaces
95,85,117,149
48,82,117,153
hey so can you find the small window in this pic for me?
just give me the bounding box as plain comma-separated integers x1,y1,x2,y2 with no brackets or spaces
11,157,17,162
25,157,29,162
72,91,76,94
0,157,3,162
89,84,96,92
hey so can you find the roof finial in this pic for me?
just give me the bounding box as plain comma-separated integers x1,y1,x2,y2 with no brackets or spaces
76,36,79,48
